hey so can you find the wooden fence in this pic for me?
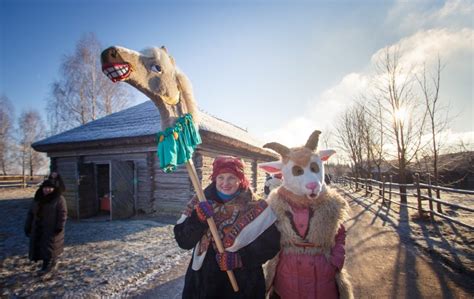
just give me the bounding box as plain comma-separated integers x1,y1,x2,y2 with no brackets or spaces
0,175,44,188
337,175,474,230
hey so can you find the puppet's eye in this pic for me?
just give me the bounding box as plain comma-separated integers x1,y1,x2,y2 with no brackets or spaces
151,65,162,73
292,166,304,176
310,162,320,173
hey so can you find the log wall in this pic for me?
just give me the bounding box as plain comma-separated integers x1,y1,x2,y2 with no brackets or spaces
46,135,276,218
55,157,79,219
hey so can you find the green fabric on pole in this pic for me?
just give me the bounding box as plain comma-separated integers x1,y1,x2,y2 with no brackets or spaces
157,114,202,173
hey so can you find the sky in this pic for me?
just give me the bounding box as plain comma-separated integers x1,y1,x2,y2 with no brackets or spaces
1,0,473,150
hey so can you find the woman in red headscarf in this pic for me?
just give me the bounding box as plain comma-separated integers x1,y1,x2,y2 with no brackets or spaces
174,155,281,299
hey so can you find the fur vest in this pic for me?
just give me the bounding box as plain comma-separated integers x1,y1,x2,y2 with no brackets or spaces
268,187,347,256
264,186,354,299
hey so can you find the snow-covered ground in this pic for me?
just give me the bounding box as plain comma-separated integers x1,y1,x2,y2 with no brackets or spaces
337,184,474,275
1,185,472,298
0,188,191,298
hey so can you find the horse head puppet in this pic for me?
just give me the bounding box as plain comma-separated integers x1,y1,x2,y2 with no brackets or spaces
101,46,198,128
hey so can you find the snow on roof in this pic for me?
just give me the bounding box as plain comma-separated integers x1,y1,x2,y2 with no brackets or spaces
33,101,264,148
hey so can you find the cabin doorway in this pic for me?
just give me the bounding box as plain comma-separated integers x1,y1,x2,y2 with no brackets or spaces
111,160,135,219
78,160,136,220
96,164,111,220
78,163,97,219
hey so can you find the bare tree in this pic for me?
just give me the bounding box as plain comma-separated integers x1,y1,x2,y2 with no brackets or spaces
373,47,427,202
47,32,132,135
368,96,388,180
0,94,14,175
18,110,46,176
335,104,366,182
416,57,449,188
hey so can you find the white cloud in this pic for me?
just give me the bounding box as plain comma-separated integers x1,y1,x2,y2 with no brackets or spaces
262,116,316,148
261,0,473,151
438,129,474,151
387,0,474,33
261,72,370,147
435,0,474,19
263,26,472,149
371,28,474,73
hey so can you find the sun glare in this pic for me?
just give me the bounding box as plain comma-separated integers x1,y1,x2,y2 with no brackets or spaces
394,107,408,122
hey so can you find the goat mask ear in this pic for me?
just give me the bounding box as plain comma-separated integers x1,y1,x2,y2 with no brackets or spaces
319,149,336,161
258,161,283,174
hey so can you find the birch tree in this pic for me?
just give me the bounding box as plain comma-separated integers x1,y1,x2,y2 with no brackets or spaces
47,32,132,134
416,57,449,187
335,104,366,182
373,47,427,202
18,110,46,176
0,94,14,175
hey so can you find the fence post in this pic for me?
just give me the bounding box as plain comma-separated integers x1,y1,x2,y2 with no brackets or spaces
382,175,386,205
435,180,443,214
389,175,393,206
365,176,369,196
415,173,423,219
427,175,435,221
379,177,382,197
22,175,26,188
369,173,373,193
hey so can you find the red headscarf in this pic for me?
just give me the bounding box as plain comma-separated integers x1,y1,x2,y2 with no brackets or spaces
210,156,249,189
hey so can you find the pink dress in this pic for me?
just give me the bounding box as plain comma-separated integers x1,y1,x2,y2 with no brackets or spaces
274,206,346,299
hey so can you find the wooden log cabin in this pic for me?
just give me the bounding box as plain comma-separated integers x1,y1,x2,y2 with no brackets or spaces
32,101,277,220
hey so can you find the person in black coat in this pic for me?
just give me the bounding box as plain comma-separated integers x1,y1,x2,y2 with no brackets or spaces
174,156,281,299
24,179,67,273
47,171,66,194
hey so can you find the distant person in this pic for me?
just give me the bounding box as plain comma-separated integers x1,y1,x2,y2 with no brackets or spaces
48,171,66,194
264,173,283,196
174,155,280,298
325,173,332,185
24,179,67,274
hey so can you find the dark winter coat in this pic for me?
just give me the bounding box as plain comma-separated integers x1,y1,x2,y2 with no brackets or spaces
174,184,281,299
24,186,67,261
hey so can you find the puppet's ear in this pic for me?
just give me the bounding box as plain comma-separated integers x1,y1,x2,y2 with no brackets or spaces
259,161,283,173
319,149,336,162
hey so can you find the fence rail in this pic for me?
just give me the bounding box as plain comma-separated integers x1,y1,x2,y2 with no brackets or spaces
0,175,44,189
337,175,474,230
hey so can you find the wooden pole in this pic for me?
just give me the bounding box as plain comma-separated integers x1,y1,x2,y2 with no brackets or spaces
415,173,423,218
382,176,386,206
427,174,434,221
365,177,369,196
389,175,392,206
185,159,239,292
434,178,443,214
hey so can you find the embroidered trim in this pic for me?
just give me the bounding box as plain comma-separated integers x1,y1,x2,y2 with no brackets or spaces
222,200,268,248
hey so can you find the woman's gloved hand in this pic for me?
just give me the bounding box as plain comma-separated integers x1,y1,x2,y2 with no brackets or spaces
215,251,242,271
195,201,214,223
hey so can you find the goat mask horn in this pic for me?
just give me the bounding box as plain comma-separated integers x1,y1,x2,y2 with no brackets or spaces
263,142,290,157
305,130,322,151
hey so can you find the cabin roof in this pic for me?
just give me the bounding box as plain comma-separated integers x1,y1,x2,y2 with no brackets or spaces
33,101,268,155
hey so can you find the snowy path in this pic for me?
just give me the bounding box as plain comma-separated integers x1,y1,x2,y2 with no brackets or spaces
344,191,473,298
1,188,472,298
